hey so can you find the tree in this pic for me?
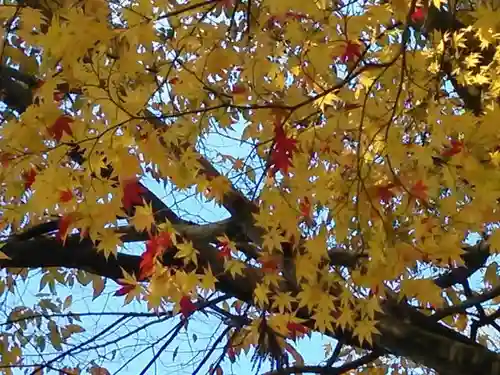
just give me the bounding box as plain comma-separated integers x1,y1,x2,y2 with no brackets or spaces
1,0,500,373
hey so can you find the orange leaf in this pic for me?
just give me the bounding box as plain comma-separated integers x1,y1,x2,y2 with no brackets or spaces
261,256,280,273
138,232,173,279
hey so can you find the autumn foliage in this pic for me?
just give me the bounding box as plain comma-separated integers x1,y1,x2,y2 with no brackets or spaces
1,0,500,374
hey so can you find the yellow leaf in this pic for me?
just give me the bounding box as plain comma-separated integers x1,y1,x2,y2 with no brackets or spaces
96,230,124,259
433,0,444,9
174,241,199,266
253,282,270,308
489,229,500,252
353,319,379,346
0,250,11,260
131,203,155,233
200,267,218,292
224,259,246,279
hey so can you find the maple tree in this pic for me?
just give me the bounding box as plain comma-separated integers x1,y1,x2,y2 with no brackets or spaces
2,0,500,374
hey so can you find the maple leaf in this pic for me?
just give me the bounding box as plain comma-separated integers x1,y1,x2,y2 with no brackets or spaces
114,279,136,296
374,183,396,204
57,215,73,243
217,0,235,8
114,283,135,296
441,139,464,157
0,152,12,167
285,11,308,21
287,322,309,339
132,204,155,233
121,178,146,210
139,247,156,280
270,125,297,176
411,7,427,23
179,296,197,318
48,115,73,141
138,232,172,279
217,239,232,259
59,189,74,203
411,180,428,201
36,80,66,102
156,231,173,249
340,40,361,63
232,84,246,94
227,346,237,363
23,168,37,190
260,255,280,273
299,197,312,219
139,241,159,280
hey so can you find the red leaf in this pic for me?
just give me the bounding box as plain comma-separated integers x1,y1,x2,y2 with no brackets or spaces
231,84,246,94
227,346,237,363
411,180,428,201
23,168,37,190
0,152,12,167
340,40,361,63
139,247,156,280
48,115,73,141
375,183,395,204
411,7,426,23
285,11,307,21
179,296,196,318
114,283,134,296
57,215,73,243
217,0,234,8
441,139,463,157
80,227,90,240
299,197,312,219
270,125,297,176
35,79,45,89
287,322,308,339
53,91,65,102
59,189,73,203
138,232,172,280
155,231,173,249
121,178,146,210
168,77,180,85
217,239,232,259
